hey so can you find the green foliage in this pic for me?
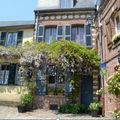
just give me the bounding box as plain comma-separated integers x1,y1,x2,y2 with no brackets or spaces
114,109,120,120
0,45,20,62
48,87,64,95
107,69,120,96
20,93,33,106
112,33,120,44
96,88,105,96
58,103,88,114
89,101,102,111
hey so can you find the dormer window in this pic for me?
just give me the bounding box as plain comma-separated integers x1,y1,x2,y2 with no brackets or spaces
60,0,73,8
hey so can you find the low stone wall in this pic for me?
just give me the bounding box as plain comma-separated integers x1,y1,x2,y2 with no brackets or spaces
34,95,67,109
0,85,27,106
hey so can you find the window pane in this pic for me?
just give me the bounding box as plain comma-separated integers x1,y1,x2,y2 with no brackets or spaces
45,27,57,43
38,26,44,36
86,36,92,46
6,32,17,46
116,16,120,32
66,0,73,8
1,65,6,70
60,0,73,8
49,76,55,84
71,26,84,44
58,26,63,35
116,16,119,25
65,26,71,35
60,0,66,8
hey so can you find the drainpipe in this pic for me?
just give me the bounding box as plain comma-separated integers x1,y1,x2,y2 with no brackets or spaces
98,11,105,117
34,11,39,41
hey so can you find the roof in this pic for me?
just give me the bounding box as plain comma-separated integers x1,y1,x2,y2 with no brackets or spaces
35,0,95,11
0,21,34,27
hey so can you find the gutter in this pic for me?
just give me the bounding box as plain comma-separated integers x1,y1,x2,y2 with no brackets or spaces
34,7,96,14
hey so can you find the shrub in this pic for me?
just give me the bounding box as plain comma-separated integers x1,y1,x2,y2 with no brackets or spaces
58,103,87,114
89,101,102,111
107,69,120,96
114,109,120,120
112,33,120,44
20,93,33,106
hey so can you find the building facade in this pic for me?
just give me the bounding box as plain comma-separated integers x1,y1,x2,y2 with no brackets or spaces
0,21,34,104
97,0,120,117
34,0,99,109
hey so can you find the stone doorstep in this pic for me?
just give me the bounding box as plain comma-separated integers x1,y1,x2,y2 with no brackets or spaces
7,119,114,120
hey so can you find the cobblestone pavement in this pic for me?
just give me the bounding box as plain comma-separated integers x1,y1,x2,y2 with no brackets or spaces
0,106,114,120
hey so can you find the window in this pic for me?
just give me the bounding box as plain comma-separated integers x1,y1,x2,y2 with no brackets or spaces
115,13,120,33
0,31,23,46
6,32,18,46
0,64,17,85
57,26,64,40
57,25,71,40
71,25,85,45
37,26,44,42
85,24,92,47
106,21,112,44
60,0,73,8
45,27,57,43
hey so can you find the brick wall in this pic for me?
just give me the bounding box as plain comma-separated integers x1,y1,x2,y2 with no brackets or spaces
99,0,120,117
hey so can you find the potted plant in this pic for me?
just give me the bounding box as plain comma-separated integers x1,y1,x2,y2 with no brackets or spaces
89,101,101,117
57,87,64,95
112,33,120,44
17,93,33,113
47,87,55,95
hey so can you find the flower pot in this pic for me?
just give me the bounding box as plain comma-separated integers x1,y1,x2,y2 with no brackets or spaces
91,110,99,117
17,106,26,113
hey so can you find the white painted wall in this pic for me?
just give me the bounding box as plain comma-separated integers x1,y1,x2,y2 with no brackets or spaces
37,0,60,9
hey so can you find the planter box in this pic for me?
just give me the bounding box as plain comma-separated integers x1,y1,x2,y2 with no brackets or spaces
17,106,26,113
91,110,99,117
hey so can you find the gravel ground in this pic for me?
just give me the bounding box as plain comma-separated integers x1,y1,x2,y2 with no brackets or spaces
0,106,114,119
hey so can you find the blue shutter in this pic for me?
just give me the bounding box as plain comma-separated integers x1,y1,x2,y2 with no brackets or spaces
0,32,6,46
36,65,46,95
64,70,71,95
86,24,92,47
17,31,23,45
8,64,16,85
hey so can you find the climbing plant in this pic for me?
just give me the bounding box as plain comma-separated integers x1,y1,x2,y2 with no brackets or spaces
107,68,120,96
0,40,100,101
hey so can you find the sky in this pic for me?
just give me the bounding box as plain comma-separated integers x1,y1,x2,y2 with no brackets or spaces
0,0,37,21
0,0,97,21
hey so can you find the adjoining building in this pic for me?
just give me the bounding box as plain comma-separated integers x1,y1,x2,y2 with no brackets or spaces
96,0,120,117
0,21,34,104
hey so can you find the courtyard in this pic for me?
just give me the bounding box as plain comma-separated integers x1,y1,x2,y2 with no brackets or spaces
0,106,113,120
